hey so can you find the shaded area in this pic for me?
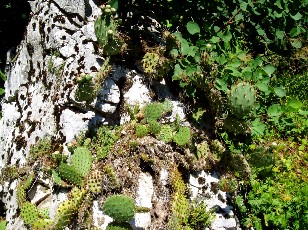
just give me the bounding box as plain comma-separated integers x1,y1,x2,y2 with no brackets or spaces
0,0,30,88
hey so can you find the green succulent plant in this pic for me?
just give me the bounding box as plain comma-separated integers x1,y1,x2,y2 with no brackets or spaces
135,124,149,138
32,219,54,230
103,195,135,223
71,147,92,177
106,222,133,230
75,74,96,102
148,120,161,135
143,102,165,122
228,82,256,118
86,170,103,194
173,126,191,146
58,162,83,186
196,141,211,159
158,124,174,143
20,202,39,225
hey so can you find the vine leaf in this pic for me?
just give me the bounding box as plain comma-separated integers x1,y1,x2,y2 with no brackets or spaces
186,21,200,35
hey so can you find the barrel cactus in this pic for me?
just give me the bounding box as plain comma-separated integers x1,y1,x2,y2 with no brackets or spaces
228,82,256,118
103,195,135,223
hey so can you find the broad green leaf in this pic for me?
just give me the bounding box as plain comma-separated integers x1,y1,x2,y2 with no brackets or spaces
180,40,191,55
221,31,232,42
263,65,276,75
186,21,200,35
251,118,266,136
185,64,197,76
290,12,302,20
257,28,266,36
214,79,229,92
210,36,220,43
275,30,284,39
170,49,178,58
0,70,6,81
287,98,303,109
0,88,4,96
299,110,308,116
290,26,305,38
240,2,248,11
274,11,283,18
267,104,283,117
274,86,286,97
256,82,269,93
173,64,183,80
291,39,302,49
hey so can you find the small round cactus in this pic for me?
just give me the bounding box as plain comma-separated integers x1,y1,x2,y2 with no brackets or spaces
228,82,256,118
20,202,39,225
158,125,174,143
103,195,135,223
173,126,191,146
135,124,149,138
148,120,161,135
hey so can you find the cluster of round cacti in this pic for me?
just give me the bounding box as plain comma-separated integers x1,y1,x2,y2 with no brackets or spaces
32,219,54,230
228,81,256,118
135,124,149,138
103,195,135,223
57,146,93,186
106,222,133,230
148,120,161,135
173,126,191,146
75,74,96,102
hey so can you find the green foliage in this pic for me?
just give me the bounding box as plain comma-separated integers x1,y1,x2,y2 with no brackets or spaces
237,139,308,229
142,52,160,74
143,102,165,122
106,222,133,230
173,126,191,146
148,120,161,135
135,124,148,138
196,141,210,159
228,82,256,118
20,202,39,225
86,170,103,194
103,195,135,223
75,74,96,102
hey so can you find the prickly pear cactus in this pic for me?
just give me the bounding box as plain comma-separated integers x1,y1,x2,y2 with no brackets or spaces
71,147,92,177
158,125,174,143
23,173,34,190
38,208,50,219
16,184,26,207
222,116,250,134
86,170,103,194
58,162,83,186
54,199,76,229
20,202,39,225
103,195,135,223
143,102,165,122
228,82,256,118
75,74,96,102
32,219,54,230
142,52,160,74
106,222,133,230
135,124,149,138
173,126,191,146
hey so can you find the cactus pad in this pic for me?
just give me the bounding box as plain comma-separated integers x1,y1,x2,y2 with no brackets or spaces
58,162,83,186
158,125,174,143
228,82,256,117
86,170,103,194
142,52,160,74
32,219,54,230
20,202,39,225
143,102,165,122
71,147,92,177
196,141,211,159
38,208,50,219
103,195,135,223
173,126,191,146
106,222,133,230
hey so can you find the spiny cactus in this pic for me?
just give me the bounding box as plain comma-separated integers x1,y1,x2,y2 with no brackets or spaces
38,208,50,219
228,82,256,118
103,195,135,223
58,162,83,186
173,126,191,146
71,147,92,177
16,183,26,206
135,124,149,138
223,116,250,134
106,222,133,230
86,170,103,194
75,74,96,102
23,173,34,190
158,125,174,143
54,199,76,229
148,120,161,135
196,141,211,159
143,102,165,122
52,170,63,186
142,52,160,74
20,202,39,225
32,219,54,230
